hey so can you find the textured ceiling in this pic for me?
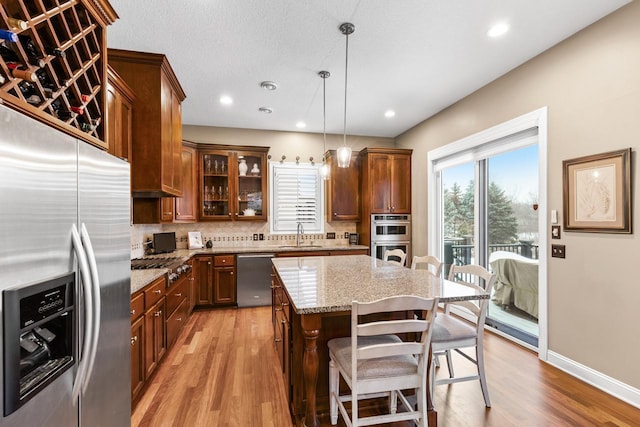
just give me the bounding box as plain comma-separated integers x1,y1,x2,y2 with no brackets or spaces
107,0,629,138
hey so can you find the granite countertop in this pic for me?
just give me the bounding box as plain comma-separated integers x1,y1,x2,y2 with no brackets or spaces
271,254,490,315
130,244,369,295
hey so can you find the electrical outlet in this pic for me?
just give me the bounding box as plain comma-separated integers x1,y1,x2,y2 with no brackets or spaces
551,244,566,258
326,232,336,239
344,232,349,239
259,233,264,241
253,234,258,241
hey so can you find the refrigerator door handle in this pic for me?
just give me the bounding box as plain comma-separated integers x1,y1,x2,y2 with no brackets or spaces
70,223,93,403
80,223,101,394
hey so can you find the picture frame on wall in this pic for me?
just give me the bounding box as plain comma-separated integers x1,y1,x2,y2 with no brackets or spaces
562,148,632,233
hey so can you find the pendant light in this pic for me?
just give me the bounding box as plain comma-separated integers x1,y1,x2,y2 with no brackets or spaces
319,70,331,180
337,22,354,168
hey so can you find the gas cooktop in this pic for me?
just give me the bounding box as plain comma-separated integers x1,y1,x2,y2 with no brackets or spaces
130,257,182,270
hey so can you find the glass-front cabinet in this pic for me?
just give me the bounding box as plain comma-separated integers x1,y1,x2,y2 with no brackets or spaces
199,146,269,221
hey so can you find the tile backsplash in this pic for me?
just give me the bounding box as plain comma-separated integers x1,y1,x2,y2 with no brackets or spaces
130,221,357,258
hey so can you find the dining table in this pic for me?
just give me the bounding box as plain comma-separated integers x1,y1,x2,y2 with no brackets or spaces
271,254,490,427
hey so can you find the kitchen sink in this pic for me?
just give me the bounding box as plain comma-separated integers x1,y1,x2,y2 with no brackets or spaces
278,245,324,249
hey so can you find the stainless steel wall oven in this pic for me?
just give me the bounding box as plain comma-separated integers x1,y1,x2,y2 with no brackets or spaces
370,214,412,263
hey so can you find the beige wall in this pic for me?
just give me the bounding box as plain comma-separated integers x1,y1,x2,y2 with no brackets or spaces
396,2,640,389
183,125,395,161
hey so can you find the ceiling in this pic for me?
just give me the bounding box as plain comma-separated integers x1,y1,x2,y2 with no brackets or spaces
106,0,629,138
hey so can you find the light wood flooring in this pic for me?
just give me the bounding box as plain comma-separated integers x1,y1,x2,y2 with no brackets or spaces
132,306,640,426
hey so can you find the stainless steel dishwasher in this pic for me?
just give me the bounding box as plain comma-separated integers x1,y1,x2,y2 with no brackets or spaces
236,253,276,307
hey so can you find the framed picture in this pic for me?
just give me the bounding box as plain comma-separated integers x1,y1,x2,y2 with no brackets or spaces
562,148,631,233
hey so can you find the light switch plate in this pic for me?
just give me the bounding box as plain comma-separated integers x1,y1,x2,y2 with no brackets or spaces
551,210,558,224
551,244,566,258
326,232,336,239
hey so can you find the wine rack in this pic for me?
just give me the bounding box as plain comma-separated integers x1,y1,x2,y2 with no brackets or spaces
0,0,116,149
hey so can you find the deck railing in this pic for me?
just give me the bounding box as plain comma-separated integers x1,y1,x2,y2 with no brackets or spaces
444,240,539,268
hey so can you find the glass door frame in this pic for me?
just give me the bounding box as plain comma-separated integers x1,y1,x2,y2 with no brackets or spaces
427,108,549,359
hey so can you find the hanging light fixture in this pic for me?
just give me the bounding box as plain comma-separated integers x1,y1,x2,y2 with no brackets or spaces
337,22,354,168
319,70,331,180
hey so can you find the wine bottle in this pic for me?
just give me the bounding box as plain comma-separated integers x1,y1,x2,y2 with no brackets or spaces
44,46,65,58
0,29,18,43
7,17,28,31
0,73,5,85
18,35,44,67
0,42,19,62
70,105,84,115
6,62,37,82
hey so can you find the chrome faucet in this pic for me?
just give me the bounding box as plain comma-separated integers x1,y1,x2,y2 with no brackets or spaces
296,222,304,247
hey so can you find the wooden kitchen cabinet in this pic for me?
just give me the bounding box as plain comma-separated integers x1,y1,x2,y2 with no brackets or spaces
194,255,214,306
325,150,360,222
143,278,166,380
130,292,145,402
132,142,197,224
174,143,198,222
199,145,269,221
360,148,412,214
194,254,236,307
271,269,291,394
108,49,186,197
130,315,144,402
213,255,236,305
106,65,135,162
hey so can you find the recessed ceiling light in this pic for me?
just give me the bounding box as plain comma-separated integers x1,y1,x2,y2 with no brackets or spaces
258,107,273,114
487,22,509,38
296,121,306,129
260,81,278,91
220,95,233,105
385,110,396,118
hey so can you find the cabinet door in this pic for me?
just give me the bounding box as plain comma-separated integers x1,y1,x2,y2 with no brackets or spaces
369,154,391,213
175,145,197,222
195,256,213,305
144,297,166,380
234,150,268,220
326,152,360,221
130,316,145,401
160,197,174,222
200,151,232,220
170,89,183,194
390,154,411,213
214,267,236,304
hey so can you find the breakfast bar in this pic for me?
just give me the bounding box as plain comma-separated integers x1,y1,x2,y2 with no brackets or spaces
271,254,490,427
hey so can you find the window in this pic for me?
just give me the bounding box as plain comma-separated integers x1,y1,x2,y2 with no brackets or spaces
269,162,324,234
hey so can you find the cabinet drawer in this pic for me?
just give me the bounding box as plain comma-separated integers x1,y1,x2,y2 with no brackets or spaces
166,298,188,347
130,293,144,322
214,255,235,267
166,278,188,316
144,276,166,309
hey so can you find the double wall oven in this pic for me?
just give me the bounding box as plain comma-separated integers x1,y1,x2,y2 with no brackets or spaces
370,214,411,263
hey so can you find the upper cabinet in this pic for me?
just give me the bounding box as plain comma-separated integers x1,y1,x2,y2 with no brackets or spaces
106,65,135,161
359,148,412,214
199,145,269,221
325,150,360,222
108,49,186,197
0,0,117,150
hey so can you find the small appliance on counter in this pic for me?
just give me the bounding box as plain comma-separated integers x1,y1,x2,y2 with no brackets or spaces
152,232,177,254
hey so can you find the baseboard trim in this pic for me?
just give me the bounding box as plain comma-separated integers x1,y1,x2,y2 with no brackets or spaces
547,351,640,408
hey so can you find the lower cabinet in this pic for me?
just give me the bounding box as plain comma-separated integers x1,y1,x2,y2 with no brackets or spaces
271,270,291,394
130,259,195,409
195,254,237,307
144,296,166,380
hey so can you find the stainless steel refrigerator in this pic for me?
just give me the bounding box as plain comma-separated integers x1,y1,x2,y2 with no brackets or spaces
0,103,131,426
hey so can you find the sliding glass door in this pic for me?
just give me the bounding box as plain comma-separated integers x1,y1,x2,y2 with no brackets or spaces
439,144,539,346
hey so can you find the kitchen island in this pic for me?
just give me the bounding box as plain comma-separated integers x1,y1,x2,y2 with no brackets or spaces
271,254,489,427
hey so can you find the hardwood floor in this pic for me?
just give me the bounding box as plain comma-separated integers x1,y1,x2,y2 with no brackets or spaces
132,306,640,426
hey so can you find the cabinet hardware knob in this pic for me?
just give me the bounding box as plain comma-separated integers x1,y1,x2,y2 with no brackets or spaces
334,212,337,216
230,272,233,275
175,293,182,297
208,262,211,265
222,259,226,263
154,310,162,317
228,213,232,216
275,338,282,343
130,336,138,345
189,278,194,281
275,307,282,312
176,317,182,321
281,320,286,324
282,302,289,306
154,289,162,295
130,309,136,315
